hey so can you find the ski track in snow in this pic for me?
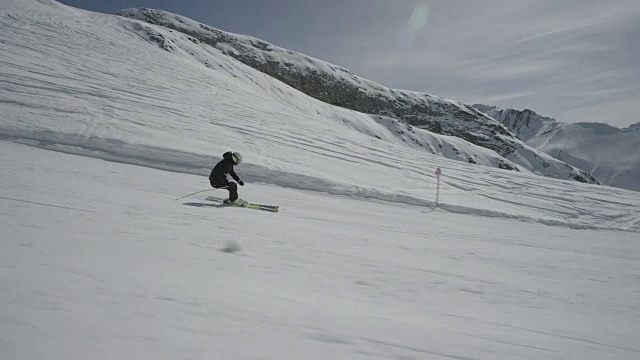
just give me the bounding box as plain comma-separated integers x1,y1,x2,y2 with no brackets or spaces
2,131,638,233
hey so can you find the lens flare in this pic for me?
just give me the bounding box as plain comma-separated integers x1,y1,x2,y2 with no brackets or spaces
400,1,430,48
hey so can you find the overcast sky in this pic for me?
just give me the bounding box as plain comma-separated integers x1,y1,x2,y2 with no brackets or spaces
57,0,640,128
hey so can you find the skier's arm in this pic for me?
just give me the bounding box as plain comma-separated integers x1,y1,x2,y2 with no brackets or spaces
230,168,241,182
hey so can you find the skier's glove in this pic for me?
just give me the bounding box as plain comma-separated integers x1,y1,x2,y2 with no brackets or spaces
238,180,245,186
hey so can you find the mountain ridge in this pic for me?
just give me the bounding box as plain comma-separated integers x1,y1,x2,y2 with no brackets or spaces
474,105,640,191
116,7,600,185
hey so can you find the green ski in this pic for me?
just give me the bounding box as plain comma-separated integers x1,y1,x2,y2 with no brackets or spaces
205,196,279,213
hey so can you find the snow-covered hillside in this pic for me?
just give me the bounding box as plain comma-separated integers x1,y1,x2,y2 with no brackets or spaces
0,0,522,181
115,7,600,184
475,105,640,192
2,1,640,359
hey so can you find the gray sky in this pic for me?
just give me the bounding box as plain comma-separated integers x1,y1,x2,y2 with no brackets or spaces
57,0,640,128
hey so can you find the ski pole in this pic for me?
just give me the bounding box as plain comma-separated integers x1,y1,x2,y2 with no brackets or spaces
174,188,214,201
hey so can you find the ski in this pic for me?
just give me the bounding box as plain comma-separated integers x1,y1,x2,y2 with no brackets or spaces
205,196,279,213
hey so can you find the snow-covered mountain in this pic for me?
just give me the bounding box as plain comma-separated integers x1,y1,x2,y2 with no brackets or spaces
0,0,520,179
2,0,626,225
472,105,562,141
115,7,599,184
474,105,640,192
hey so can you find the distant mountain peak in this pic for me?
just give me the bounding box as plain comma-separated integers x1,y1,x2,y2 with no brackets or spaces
477,105,640,192
627,122,640,131
472,104,559,142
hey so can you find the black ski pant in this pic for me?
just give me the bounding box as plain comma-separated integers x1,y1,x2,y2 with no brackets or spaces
210,179,238,201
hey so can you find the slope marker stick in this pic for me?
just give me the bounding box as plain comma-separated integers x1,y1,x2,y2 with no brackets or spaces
435,167,442,208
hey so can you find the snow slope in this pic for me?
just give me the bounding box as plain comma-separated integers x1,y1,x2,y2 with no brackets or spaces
115,6,600,184
3,141,640,360
2,1,640,358
475,105,640,192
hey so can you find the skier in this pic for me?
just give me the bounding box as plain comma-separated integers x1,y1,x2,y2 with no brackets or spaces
209,151,245,205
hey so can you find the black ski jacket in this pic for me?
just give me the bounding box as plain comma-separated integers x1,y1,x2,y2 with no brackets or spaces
209,151,240,184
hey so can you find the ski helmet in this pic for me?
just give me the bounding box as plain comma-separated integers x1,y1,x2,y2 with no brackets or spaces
232,152,243,165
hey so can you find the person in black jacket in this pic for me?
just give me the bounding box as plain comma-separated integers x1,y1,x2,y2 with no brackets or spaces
209,151,245,204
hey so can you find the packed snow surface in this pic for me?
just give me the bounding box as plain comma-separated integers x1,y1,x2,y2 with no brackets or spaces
3,140,640,360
